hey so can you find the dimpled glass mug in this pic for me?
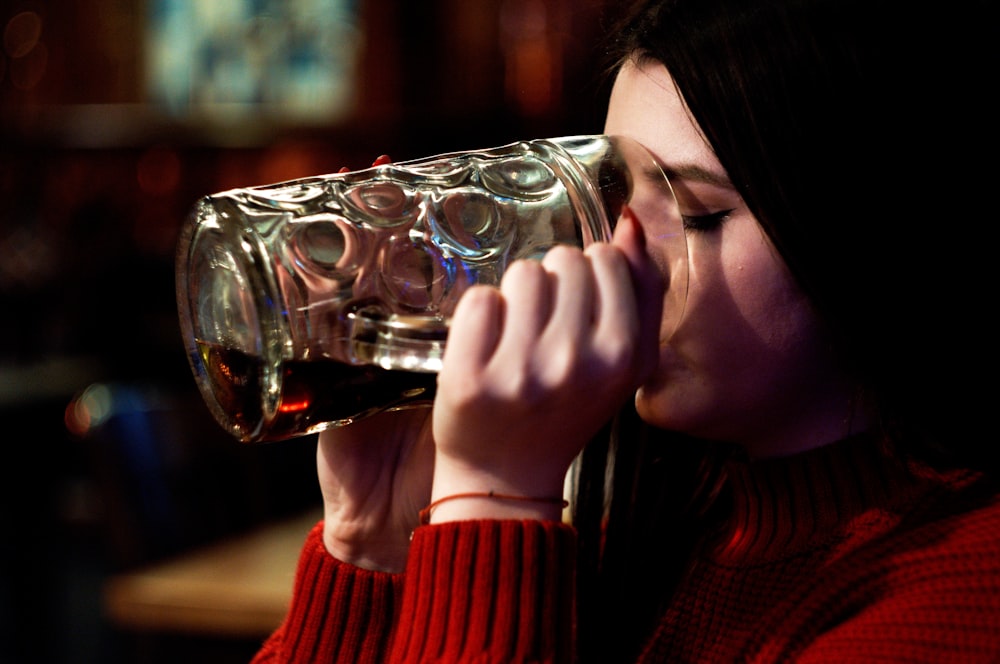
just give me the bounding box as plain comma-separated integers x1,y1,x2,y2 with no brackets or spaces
176,135,688,443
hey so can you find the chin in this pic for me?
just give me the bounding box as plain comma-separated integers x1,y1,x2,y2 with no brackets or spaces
633,381,713,439
633,385,673,429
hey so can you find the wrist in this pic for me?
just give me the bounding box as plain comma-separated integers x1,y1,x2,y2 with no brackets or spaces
321,512,410,573
421,491,568,524
426,454,570,524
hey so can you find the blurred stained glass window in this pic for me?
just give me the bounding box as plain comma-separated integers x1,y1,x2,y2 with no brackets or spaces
146,0,360,122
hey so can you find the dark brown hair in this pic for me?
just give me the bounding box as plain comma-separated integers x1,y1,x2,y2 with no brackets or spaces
574,0,996,660
606,0,995,466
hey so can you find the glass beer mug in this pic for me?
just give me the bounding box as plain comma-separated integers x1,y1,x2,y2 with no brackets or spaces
176,135,688,443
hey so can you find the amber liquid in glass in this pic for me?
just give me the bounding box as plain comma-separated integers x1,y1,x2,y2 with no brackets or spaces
197,341,437,442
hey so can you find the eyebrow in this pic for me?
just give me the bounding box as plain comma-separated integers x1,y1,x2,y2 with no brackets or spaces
644,163,733,188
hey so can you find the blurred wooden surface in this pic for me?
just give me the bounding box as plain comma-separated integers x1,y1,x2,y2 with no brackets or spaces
103,508,321,638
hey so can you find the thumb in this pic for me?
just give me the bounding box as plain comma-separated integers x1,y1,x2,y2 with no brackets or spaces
613,205,665,376
612,204,664,299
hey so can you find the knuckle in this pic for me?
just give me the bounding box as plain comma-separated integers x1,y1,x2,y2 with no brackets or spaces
600,338,638,377
454,284,499,317
503,363,545,403
501,259,546,292
537,344,579,386
542,244,584,268
584,242,624,265
506,258,544,279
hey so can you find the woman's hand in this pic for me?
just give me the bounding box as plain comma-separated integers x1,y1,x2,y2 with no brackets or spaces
429,207,664,521
319,153,434,574
316,199,662,558
317,407,435,572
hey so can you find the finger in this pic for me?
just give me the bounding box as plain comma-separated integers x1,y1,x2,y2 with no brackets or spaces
542,246,596,340
494,260,553,358
442,285,504,371
610,206,665,372
612,206,651,277
587,243,637,340
613,205,664,311
586,243,645,382
337,154,392,174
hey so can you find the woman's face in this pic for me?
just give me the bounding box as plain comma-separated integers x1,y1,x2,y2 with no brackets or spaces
605,60,857,456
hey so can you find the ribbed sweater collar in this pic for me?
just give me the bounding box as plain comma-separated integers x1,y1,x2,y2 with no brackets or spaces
710,434,922,564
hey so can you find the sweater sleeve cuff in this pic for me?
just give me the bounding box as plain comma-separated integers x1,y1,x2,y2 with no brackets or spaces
258,520,405,664
391,519,577,663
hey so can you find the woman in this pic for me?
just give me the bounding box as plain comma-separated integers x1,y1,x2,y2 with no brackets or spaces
253,0,999,661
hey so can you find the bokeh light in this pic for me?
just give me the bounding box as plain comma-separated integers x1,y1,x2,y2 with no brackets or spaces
65,382,115,437
3,10,47,91
3,11,43,58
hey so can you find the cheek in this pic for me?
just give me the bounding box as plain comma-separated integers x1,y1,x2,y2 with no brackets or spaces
665,235,773,354
637,229,819,423
695,251,812,374
725,247,820,357
693,222,805,344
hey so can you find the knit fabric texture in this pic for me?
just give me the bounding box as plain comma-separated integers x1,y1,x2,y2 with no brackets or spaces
253,436,1000,662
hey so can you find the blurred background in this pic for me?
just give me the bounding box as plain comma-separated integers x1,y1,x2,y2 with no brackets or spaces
0,0,619,661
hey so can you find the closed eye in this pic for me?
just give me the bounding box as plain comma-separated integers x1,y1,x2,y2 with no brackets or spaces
682,209,734,233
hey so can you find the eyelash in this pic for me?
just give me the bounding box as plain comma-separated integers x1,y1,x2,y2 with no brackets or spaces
681,209,734,233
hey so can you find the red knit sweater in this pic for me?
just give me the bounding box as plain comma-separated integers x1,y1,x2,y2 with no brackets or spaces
253,436,1000,662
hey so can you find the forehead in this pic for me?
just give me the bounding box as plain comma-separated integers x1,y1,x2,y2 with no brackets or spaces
603,61,718,172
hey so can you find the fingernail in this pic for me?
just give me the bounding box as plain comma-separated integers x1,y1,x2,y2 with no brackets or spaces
372,154,392,166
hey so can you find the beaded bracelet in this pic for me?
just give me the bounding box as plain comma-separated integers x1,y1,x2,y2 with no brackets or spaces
419,491,569,525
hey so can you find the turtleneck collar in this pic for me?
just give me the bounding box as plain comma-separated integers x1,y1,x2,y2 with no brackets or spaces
709,433,929,564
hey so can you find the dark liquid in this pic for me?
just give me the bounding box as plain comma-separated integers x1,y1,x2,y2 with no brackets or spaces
197,341,437,442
